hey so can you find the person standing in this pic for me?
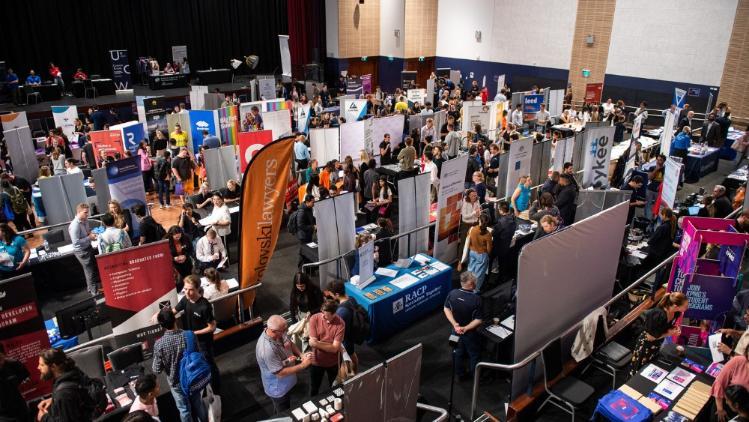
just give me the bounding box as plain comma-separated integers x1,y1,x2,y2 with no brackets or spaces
445,124,461,159
68,203,100,296
379,134,393,165
152,307,208,422
97,213,132,254
154,150,172,208
172,148,196,204
48,62,64,95
170,124,189,149
490,201,517,282
511,104,524,129
294,134,310,171
133,204,165,245
555,174,577,226
397,137,417,176
701,113,721,147
307,299,344,396
256,315,313,414
535,103,550,131
325,280,360,372
296,195,316,268
36,348,93,422
443,272,483,380
5,69,20,105
458,214,492,292
420,118,436,153
0,344,29,421
629,293,688,377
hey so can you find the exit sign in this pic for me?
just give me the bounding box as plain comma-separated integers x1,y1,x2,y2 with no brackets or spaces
581,68,591,78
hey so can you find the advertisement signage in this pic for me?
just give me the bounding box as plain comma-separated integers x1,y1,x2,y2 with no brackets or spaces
89,130,125,167
582,125,615,189
238,130,273,173
109,49,131,90
433,156,469,263
522,94,544,121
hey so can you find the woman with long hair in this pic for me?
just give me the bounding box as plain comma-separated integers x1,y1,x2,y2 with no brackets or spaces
367,176,392,222
629,292,688,376
108,200,133,240
166,226,194,291
458,213,493,292
138,141,154,192
511,175,532,216
202,267,229,301
529,192,561,224
289,272,323,323
460,188,481,255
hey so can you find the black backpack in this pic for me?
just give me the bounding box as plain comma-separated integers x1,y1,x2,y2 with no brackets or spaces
287,209,301,235
341,300,371,345
155,158,170,180
58,375,108,419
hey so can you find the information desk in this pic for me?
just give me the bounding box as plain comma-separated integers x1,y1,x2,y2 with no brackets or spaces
71,79,116,97
345,254,452,342
148,73,190,90
685,146,720,183
19,83,62,102
601,344,716,421
196,68,232,84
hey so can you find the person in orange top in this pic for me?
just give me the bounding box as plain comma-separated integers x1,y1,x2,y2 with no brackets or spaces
318,162,333,190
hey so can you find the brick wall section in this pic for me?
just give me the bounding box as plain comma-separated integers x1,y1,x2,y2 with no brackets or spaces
339,0,381,58
718,0,749,126
567,0,616,105
404,0,438,58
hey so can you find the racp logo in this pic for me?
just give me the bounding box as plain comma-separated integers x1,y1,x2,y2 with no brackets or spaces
588,134,610,188
405,286,427,305
196,120,209,130
392,298,404,314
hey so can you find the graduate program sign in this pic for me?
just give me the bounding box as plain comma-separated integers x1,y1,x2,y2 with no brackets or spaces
0,274,52,400
239,136,295,308
433,156,469,263
97,241,176,335
582,125,615,189
89,130,125,167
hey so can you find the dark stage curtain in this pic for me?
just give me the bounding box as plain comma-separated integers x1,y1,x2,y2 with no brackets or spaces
3,0,289,80
287,0,326,79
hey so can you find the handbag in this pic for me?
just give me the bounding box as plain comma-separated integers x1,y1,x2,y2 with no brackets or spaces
202,384,222,422
378,203,390,216
175,181,184,196
335,350,355,385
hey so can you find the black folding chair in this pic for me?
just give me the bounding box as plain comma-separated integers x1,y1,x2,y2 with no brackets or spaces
539,337,595,421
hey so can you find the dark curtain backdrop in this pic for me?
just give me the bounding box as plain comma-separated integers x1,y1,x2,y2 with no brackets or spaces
287,0,326,79
3,0,289,79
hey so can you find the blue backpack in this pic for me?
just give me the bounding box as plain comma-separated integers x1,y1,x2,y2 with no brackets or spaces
179,330,211,396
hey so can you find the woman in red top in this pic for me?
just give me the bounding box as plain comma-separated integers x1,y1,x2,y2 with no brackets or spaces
73,68,88,80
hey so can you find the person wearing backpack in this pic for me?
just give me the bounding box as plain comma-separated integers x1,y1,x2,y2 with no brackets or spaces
154,150,172,209
133,204,166,245
1,179,31,232
325,280,367,373
153,307,209,422
295,195,316,269
36,348,107,422
97,213,132,254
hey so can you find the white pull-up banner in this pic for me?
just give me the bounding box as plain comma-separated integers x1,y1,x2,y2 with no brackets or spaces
582,125,616,189
279,35,291,78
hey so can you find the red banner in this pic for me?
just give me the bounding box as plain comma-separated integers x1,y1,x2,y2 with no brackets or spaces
0,274,52,400
239,136,295,307
89,130,125,167
238,130,274,173
96,240,177,335
584,83,604,104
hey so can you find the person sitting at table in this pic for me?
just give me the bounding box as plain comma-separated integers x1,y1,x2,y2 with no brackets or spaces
305,159,320,187
717,307,749,360
723,385,749,422
0,223,30,278
205,193,231,237
318,162,333,190
304,174,322,201
178,203,203,245
528,192,561,224
64,158,81,175
192,182,213,210
711,349,749,422
713,185,734,218
149,59,160,75
166,226,194,291
45,129,64,154
628,292,688,377
202,267,229,301
180,58,190,74
72,68,88,81
458,213,492,292
510,175,532,217
48,62,64,93
195,228,225,271
25,69,41,86
221,180,240,205
128,374,160,419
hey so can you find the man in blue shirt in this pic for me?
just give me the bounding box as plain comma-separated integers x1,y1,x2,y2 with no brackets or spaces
25,70,41,86
201,130,221,149
5,69,20,105
444,271,483,380
294,134,310,170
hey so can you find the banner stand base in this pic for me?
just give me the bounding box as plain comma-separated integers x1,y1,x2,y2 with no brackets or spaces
116,89,134,95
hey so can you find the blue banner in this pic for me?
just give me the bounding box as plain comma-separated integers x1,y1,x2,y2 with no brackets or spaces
106,156,147,235
121,122,146,153
188,110,216,152
109,49,131,90
674,88,687,108
523,94,544,115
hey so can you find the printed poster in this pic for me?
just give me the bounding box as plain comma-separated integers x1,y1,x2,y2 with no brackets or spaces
238,130,273,173
106,156,147,210
522,94,544,121
218,105,240,146
51,105,78,139
296,103,311,134
89,130,125,167
0,274,52,400
97,241,177,335
505,137,534,197
188,110,216,152
582,125,615,189
433,155,469,263
343,99,367,122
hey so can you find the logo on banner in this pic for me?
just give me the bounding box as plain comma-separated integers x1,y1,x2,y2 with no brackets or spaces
348,102,359,112
244,144,264,163
109,49,131,90
196,120,209,130
393,298,404,314
588,134,611,188
674,88,687,108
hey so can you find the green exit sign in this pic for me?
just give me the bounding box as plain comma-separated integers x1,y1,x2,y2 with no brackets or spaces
581,68,591,78
361,56,368,62
418,56,425,62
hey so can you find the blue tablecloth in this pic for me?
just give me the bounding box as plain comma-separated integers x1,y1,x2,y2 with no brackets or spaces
684,147,719,183
345,255,452,343
45,319,78,350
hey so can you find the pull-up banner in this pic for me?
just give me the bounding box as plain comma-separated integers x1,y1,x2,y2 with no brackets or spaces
343,99,367,122
89,130,125,167
296,103,311,134
0,274,52,400
433,155,468,263
144,97,168,136
505,137,534,196
97,241,177,335
582,125,615,189
106,156,147,210
188,110,216,153
238,130,273,172
109,49,131,90
217,105,240,145
0,111,29,131
239,136,295,308
51,106,78,139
